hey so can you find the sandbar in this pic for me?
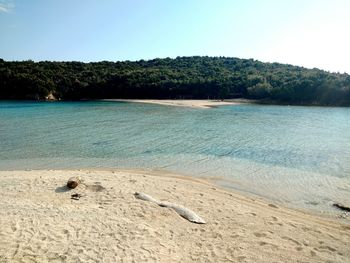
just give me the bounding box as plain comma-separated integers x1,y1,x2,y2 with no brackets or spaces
102,99,246,108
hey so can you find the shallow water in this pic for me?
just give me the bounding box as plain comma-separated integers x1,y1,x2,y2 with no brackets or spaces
0,101,349,215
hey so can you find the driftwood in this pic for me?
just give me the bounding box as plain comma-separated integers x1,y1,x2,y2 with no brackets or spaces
134,192,206,224
71,193,84,200
67,176,81,189
333,203,350,212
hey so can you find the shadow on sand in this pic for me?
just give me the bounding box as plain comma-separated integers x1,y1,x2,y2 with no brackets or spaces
55,185,71,193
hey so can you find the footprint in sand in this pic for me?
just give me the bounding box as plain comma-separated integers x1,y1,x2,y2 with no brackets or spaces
271,216,278,222
281,236,301,246
318,245,337,252
253,232,267,238
85,184,105,192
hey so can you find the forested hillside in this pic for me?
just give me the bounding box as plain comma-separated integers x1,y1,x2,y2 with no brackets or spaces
1,56,349,106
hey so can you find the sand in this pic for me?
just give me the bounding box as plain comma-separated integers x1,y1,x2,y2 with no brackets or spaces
0,169,349,263
102,99,243,108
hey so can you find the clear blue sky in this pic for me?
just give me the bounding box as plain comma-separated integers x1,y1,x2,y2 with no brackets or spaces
1,0,350,73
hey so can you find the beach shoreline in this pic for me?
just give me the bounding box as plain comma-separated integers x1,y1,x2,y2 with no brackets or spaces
101,99,250,108
1,169,349,262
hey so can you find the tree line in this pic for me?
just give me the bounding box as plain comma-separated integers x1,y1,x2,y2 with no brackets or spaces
0,56,349,106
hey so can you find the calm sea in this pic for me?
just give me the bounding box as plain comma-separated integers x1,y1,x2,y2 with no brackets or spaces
0,101,349,215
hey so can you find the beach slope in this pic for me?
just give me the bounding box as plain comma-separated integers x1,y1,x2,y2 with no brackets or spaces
0,170,349,262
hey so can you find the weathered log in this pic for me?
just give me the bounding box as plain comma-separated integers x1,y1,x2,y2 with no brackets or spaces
67,176,81,189
134,192,206,224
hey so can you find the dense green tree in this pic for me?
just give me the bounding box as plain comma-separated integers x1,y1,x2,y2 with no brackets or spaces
0,56,349,106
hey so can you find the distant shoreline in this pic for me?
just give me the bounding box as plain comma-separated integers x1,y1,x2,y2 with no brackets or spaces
101,99,252,109
99,99,350,108
2,98,347,108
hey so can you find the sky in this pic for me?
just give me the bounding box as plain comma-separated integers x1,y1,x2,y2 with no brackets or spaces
0,0,350,73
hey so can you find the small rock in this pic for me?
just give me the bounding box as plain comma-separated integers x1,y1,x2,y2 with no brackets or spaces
67,176,81,189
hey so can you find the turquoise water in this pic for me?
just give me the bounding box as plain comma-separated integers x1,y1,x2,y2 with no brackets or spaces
0,101,349,215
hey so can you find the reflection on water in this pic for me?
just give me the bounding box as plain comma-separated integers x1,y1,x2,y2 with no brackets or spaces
0,101,349,215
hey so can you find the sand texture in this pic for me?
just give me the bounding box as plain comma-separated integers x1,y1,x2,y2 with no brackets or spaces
0,170,349,262
102,99,242,108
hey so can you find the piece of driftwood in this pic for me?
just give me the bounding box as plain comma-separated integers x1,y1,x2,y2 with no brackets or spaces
134,192,206,224
333,203,350,212
71,193,83,200
67,176,81,189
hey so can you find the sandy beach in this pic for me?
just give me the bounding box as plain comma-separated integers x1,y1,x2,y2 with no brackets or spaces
102,99,244,109
0,169,349,262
